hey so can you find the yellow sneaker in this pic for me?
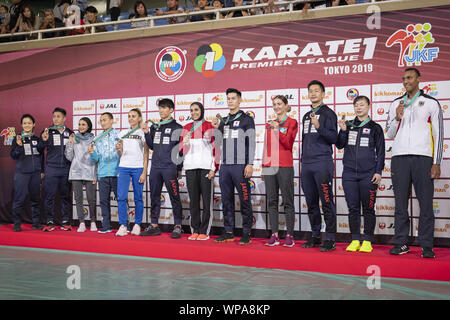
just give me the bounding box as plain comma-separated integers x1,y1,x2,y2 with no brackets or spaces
359,241,373,253
346,240,361,252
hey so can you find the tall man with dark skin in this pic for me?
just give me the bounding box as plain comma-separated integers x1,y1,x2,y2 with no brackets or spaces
385,68,443,258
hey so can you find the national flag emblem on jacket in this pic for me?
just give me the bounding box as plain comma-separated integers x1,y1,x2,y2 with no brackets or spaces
363,128,370,134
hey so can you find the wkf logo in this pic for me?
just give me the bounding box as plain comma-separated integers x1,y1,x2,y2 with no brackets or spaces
155,46,187,82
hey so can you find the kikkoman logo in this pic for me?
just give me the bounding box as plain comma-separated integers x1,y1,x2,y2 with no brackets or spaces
386,23,439,67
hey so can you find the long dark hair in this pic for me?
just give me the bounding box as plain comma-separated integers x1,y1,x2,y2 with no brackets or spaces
79,117,93,133
21,5,36,28
134,1,148,17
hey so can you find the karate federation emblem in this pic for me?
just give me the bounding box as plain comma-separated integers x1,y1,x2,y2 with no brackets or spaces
155,46,187,82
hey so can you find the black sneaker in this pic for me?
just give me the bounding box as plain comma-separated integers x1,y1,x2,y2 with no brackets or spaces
421,247,435,258
214,232,235,243
43,221,55,232
32,223,43,230
239,233,252,245
140,225,161,236
320,240,336,252
98,228,112,234
171,225,182,239
302,236,321,248
389,244,410,255
13,224,22,232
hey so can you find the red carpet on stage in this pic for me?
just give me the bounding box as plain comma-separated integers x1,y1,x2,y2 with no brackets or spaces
1,224,449,282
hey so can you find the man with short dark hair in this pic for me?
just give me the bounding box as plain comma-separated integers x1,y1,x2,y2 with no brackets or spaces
301,80,338,252
40,107,74,232
386,68,443,258
84,6,106,33
212,88,256,245
141,98,184,238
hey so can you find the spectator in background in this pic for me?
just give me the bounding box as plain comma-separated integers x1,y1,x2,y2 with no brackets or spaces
3,0,24,35
226,0,250,18
0,4,9,34
109,0,123,24
184,0,197,9
212,0,225,19
41,9,65,38
332,0,356,5
84,6,107,33
251,0,281,15
155,0,186,24
130,1,151,28
14,5,41,39
187,0,214,22
54,0,72,23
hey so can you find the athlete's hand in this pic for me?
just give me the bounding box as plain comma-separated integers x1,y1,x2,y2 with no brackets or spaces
310,113,320,129
138,172,146,184
371,173,382,185
338,115,347,131
207,170,215,180
16,135,23,146
431,164,441,179
244,164,253,179
88,142,95,154
212,116,220,129
68,133,75,144
395,100,404,121
41,128,49,142
142,121,150,134
116,139,123,155
270,120,279,131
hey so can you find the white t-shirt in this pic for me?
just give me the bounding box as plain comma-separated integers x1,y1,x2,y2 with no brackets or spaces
118,128,146,168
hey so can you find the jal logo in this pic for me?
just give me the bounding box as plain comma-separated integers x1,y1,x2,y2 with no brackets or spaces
378,184,385,191
377,107,385,115
179,115,185,122
100,104,116,109
386,23,439,67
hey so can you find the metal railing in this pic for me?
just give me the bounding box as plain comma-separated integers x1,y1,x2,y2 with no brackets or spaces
0,0,385,42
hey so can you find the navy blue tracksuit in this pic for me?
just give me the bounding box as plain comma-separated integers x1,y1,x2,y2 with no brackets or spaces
336,118,385,241
301,105,338,240
10,135,44,225
217,111,256,234
145,119,183,225
39,127,74,224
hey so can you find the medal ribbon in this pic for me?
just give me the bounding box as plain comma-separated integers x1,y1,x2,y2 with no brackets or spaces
346,117,371,129
21,132,34,140
151,118,174,129
93,128,114,144
403,90,421,108
122,126,140,139
224,111,243,125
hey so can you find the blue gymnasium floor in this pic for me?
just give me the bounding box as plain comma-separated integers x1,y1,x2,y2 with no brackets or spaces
0,246,449,300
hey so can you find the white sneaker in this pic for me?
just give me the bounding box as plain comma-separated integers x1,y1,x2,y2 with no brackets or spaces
90,223,97,232
115,225,128,237
77,222,86,232
131,224,141,236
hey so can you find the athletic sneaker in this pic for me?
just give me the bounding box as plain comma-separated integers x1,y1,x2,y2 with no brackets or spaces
98,228,112,234
239,233,252,245
421,247,435,258
77,222,86,232
283,235,295,248
43,221,55,232
32,223,43,230
197,234,209,241
214,232,235,243
346,240,361,252
131,224,141,236
265,234,280,246
140,225,162,236
61,221,72,231
389,244,409,255
13,224,22,232
320,240,336,252
90,223,97,232
302,236,321,248
115,225,128,237
171,225,182,239
359,241,373,253
188,233,199,240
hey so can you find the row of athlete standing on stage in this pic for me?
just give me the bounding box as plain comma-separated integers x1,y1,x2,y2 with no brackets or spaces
11,67,443,258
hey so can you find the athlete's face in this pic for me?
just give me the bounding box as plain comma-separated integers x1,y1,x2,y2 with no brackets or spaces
402,70,420,94
190,104,202,121
78,120,89,134
158,106,173,121
227,92,241,112
308,84,325,105
272,98,288,116
52,111,66,126
353,99,370,118
21,117,35,133
128,111,141,127
100,114,114,130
